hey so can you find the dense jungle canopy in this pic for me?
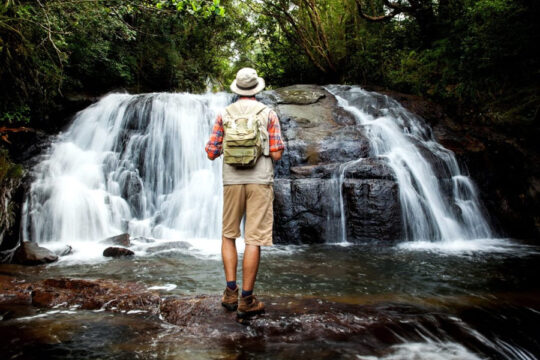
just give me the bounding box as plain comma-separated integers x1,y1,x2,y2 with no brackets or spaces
0,0,538,131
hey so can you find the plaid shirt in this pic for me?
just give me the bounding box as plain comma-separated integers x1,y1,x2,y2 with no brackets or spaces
205,98,285,160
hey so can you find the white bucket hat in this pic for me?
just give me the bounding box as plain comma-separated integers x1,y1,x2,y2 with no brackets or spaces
230,67,265,96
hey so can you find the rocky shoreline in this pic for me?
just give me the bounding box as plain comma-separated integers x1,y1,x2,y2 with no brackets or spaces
0,274,413,340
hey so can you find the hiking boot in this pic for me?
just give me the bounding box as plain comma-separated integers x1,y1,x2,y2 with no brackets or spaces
237,294,265,318
221,286,239,311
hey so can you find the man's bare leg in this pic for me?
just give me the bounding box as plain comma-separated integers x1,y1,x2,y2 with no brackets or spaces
242,244,261,292
221,236,237,283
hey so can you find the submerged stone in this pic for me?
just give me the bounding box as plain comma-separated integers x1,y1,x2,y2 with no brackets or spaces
146,241,191,253
54,244,73,257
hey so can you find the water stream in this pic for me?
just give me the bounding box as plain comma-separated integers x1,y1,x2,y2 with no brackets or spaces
325,85,493,244
22,92,230,249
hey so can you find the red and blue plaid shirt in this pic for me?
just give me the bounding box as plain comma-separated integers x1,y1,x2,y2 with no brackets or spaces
205,97,285,160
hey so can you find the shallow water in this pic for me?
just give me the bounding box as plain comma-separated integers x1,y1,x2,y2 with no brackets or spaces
1,239,539,359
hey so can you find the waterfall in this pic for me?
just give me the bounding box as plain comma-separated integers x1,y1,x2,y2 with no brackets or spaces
21,86,493,249
325,85,493,242
21,92,231,245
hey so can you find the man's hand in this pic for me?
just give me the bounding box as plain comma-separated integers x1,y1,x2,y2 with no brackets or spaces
270,149,283,161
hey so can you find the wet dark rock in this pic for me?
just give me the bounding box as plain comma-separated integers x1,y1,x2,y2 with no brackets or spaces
0,275,426,343
101,233,131,247
131,236,155,243
0,275,33,305
3,274,535,354
343,158,396,180
103,247,134,257
290,163,340,179
0,276,161,312
343,179,402,241
13,241,58,265
54,245,73,257
263,85,401,243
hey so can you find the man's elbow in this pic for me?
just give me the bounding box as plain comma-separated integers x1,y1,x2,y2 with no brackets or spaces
270,150,283,161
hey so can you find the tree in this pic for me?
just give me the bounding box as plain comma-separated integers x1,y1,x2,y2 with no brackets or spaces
355,0,437,46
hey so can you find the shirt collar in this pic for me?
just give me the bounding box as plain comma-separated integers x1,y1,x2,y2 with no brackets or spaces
239,96,257,100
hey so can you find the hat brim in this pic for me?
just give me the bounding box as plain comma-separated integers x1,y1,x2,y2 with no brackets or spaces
230,77,265,96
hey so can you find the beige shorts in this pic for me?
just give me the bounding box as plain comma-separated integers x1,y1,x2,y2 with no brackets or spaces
222,184,274,246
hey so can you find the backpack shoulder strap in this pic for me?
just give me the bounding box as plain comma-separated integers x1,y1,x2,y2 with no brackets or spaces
226,101,267,118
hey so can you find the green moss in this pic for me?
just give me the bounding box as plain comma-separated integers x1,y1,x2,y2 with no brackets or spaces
0,149,23,183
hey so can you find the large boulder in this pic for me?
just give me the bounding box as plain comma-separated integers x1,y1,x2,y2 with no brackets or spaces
13,241,58,265
260,85,402,243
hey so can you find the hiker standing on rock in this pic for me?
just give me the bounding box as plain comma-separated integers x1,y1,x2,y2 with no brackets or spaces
205,67,285,318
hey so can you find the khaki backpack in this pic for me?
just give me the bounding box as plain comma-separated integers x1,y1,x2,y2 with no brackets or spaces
222,101,269,168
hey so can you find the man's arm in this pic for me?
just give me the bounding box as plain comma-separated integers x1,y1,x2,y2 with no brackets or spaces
270,149,283,161
205,114,224,160
267,110,285,161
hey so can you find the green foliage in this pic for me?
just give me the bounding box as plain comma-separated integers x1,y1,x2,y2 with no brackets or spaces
237,0,539,125
0,0,538,129
0,149,23,183
0,0,232,127
0,105,30,125
156,0,225,17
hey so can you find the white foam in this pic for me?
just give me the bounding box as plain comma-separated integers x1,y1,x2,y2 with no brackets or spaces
15,309,78,321
397,238,536,255
148,283,177,291
46,235,245,266
126,310,148,314
356,341,483,360
46,240,120,265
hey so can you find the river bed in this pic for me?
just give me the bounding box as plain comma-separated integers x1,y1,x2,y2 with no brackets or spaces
1,238,539,359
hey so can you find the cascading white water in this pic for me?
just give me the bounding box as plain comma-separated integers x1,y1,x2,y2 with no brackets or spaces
21,92,231,248
22,86,494,252
325,85,493,242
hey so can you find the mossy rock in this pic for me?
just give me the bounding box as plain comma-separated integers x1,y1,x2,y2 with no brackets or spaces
274,85,326,105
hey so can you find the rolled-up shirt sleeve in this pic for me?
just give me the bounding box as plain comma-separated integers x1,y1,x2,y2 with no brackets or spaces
205,114,224,160
267,110,285,152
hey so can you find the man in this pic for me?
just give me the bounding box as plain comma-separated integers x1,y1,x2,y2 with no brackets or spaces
205,67,284,318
